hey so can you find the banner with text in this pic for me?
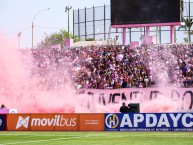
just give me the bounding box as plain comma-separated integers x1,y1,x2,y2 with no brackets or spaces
7,114,79,131
79,114,104,131
82,87,193,111
105,113,193,132
7,114,103,131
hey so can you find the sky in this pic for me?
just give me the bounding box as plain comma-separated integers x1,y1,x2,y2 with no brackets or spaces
0,0,110,48
1,0,193,48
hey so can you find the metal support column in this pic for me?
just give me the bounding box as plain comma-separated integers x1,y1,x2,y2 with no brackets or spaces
122,28,126,45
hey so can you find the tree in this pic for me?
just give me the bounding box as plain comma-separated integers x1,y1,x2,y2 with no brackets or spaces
178,18,193,42
38,29,79,48
86,38,95,41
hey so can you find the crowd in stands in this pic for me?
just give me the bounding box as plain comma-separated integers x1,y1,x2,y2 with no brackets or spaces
22,43,193,90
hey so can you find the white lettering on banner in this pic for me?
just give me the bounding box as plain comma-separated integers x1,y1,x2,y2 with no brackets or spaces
157,114,170,127
169,114,182,127
60,116,76,126
118,114,193,128
182,114,193,127
31,115,77,127
42,119,47,126
56,115,60,126
134,114,144,127
0,119,2,126
85,120,99,125
146,114,157,127
120,114,132,127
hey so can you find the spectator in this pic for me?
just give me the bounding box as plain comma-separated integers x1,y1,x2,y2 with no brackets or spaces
119,102,128,113
0,104,6,109
17,43,193,90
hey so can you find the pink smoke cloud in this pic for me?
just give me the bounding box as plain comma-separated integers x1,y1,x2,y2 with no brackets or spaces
0,32,188,114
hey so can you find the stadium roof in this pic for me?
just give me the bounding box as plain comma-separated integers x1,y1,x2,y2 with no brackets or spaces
72,41,108,47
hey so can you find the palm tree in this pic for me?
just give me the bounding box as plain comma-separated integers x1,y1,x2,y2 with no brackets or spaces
178,18,193,42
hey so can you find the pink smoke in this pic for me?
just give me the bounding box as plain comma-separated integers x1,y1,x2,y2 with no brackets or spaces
0,32,185,113
141,96,181,113
0,32,78,113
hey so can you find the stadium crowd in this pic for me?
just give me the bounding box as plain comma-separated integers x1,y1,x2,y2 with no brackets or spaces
22,43,193,90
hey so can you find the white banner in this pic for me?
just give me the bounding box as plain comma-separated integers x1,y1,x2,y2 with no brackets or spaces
79,87,193,113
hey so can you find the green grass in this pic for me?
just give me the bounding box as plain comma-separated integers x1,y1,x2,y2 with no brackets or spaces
0,132,193,145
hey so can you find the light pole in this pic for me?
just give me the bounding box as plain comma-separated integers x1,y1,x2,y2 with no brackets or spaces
115,33,119,45
32,8,50,49
188,0,191,42
65,6,72,38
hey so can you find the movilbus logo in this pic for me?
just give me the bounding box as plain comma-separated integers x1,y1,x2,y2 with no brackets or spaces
16,116,30,129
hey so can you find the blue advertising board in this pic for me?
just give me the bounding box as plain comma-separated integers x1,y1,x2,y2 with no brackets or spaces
105,113,193,131
0,115,7,131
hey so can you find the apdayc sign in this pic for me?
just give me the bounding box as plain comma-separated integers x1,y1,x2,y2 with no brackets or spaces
105,113,193,132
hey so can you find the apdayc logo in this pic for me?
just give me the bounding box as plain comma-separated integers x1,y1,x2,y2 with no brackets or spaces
105,114,119,129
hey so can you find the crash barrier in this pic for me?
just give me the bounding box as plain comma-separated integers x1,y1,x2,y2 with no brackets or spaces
0,113,193,131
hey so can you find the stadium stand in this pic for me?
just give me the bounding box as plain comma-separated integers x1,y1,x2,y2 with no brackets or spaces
21,43,193,90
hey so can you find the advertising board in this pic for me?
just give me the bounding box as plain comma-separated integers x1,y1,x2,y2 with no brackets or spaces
79,114,104,131
105,113,193,131
7,113,193,132
0,115,7,131
7,114,79,131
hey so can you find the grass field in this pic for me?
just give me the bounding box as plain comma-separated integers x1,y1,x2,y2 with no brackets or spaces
0,132,193,145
